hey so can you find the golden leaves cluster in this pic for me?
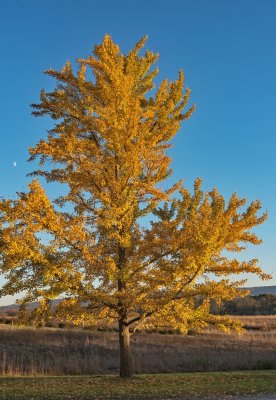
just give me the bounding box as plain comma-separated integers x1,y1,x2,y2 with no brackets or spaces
0,36,270,332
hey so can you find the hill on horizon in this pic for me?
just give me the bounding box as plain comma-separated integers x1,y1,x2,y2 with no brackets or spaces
0,286,275,313
243,285,276,296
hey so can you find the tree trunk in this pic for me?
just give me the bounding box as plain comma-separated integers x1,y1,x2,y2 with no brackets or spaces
117,246,132,377
118,319,133,378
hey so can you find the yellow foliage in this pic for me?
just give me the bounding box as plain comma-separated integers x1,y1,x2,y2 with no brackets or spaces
0,36,270,335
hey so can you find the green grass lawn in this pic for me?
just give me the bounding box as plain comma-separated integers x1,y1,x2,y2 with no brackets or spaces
0,370,275,399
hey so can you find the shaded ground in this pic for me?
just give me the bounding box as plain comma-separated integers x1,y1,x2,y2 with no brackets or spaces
198,396,276,400
0,371,275,399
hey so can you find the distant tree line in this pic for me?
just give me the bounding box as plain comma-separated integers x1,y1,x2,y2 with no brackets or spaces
211,294,276,315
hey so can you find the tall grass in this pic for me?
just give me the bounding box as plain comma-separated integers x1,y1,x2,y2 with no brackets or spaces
0,316,275,375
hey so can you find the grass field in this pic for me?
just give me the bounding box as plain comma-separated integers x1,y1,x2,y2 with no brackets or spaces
0,371,275,399
0,316,275,375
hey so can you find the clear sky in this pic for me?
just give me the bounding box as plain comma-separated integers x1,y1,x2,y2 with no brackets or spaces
0,0,275,305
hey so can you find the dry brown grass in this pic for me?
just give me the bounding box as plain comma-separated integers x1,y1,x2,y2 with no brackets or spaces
0,315,275,375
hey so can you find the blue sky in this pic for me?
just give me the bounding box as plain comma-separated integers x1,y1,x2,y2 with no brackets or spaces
0,0,275,305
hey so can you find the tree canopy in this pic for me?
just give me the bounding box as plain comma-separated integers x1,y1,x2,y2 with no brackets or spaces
0,35,270,377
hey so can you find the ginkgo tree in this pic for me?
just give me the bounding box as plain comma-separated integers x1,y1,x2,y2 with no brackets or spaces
0,36,270,378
